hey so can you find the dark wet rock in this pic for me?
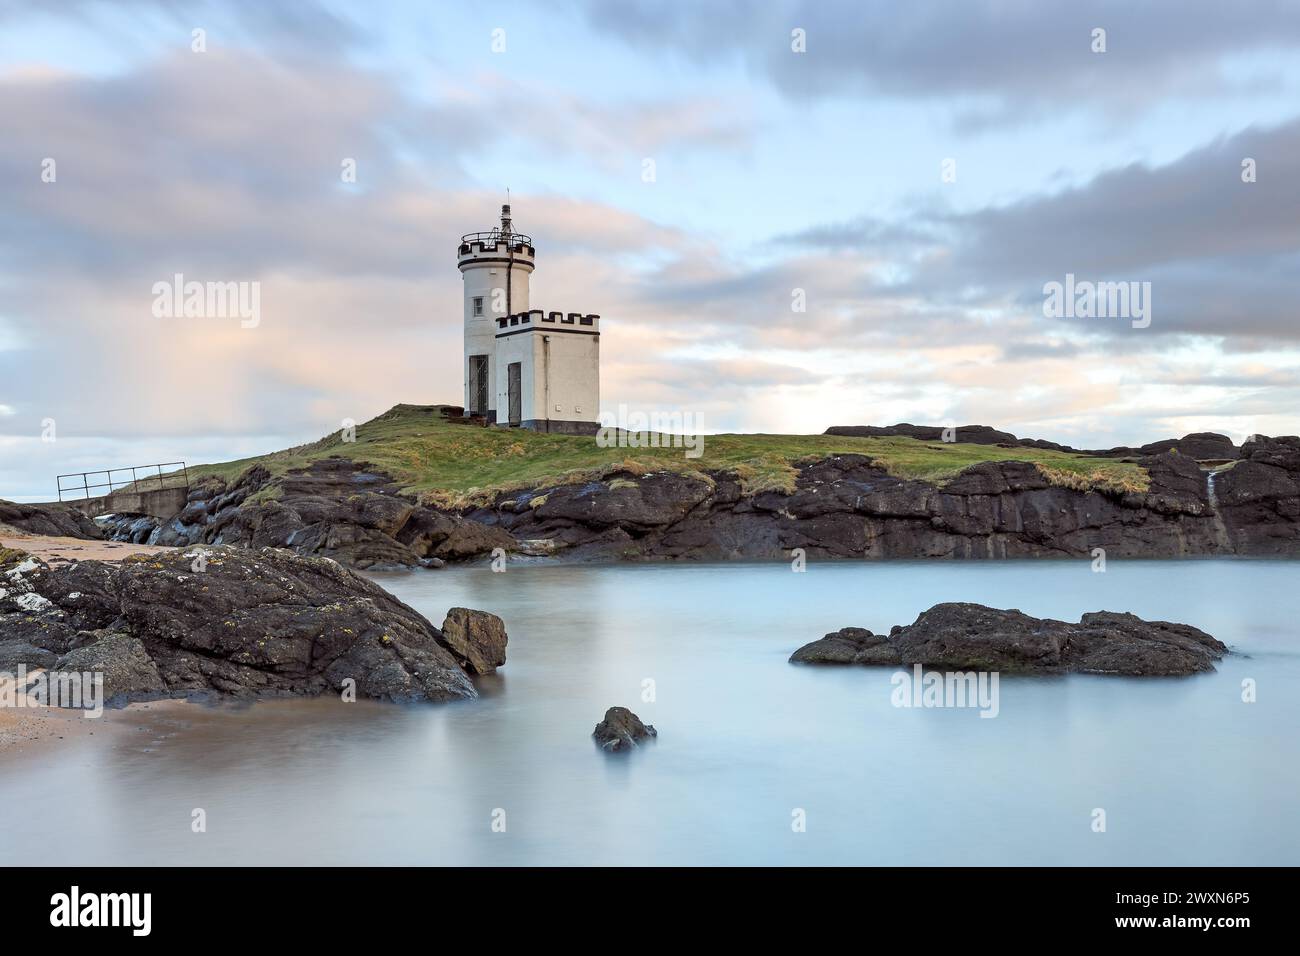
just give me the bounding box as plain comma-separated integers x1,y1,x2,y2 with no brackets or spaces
592,706,657,752
941,460,1051,496
1214,436,1300,554
0,546,29,571
0,641,58,671
100,458,513,570
0,500,103,539
0,546,483,705
1064,611,1228,676
96,430,1300,564
1217,460,1298,503
790,602,1226,676
427,519,514,562
1242,434,1300,470
0,549,53,614
489,432,1300,560
393,508,513,562
1140,450,1210,506
440,607,508,675
532,472,713,527
825,423,1020,445
470,453,1238,561
100,514,163,544
824,424,1244,463
789,627,902,665
54,632,167,703
1136,432,1239,461
886,604,1074,672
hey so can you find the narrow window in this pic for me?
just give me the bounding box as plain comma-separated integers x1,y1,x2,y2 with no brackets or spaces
472,296,484,317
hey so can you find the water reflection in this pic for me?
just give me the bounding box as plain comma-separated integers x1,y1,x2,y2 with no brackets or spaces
1,559,1296,865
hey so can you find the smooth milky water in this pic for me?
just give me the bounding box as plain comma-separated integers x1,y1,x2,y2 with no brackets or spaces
2,559,1297,866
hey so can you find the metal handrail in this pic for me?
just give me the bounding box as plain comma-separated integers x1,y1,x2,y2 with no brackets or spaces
56,462,189,502
459,230,533,246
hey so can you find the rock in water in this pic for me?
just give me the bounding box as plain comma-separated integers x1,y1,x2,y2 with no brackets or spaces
789,627,902,665
440,607,508,675
592,706,657,752
0,545,479,704
790,602,1226,676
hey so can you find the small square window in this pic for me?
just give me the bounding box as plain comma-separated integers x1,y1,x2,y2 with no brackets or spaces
472,297,484,316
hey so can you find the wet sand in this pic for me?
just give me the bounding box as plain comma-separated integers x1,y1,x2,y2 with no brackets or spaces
0,696,196,760
0,533,173,564
0,694,107,755
0,669,135,758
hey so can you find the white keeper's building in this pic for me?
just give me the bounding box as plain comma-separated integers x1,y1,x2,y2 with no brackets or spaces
457,204,601,434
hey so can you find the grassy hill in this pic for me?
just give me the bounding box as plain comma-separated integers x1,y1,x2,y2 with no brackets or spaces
189,404,1149,507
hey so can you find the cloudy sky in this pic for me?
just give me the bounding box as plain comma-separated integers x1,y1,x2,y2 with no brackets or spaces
2,0,1299,499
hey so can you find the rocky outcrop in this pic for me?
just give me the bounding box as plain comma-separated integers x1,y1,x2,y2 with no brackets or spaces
0,545,497,705
102,459,513,570
440,607,508,675
592,706,657,752
96,437,1300,566
0,640,58,671
1211,435,1300,554
823,424,1243,461
789,627,901,665
54,632,168,701
0,500,104,539
462,443,1300,560
790,603,1227,676
825,423,1022,446
1130,432,1240,461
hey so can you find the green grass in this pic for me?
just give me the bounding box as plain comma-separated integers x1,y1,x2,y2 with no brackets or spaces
188,404,1149,506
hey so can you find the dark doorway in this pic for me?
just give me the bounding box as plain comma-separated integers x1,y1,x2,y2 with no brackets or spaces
468,354,489,415
507,361,522,425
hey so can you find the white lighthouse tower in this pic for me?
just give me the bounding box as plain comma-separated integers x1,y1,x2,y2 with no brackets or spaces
457,204,600,434
457,204,535,422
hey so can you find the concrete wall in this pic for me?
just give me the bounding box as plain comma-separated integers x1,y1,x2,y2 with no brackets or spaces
492,316,599,430
534,325,599,425
43,485,189,520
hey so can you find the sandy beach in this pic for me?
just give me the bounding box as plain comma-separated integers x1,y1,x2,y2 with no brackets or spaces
0,690,191,760
0,688,108,756
0,661,130,757
0,533,173,564
1,533,180,756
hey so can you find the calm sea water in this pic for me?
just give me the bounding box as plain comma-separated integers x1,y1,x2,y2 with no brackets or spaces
2,559,1297,866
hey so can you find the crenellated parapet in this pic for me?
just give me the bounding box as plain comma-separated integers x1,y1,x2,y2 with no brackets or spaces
494,310,600,336
457,235,536,271
456,202,536,271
